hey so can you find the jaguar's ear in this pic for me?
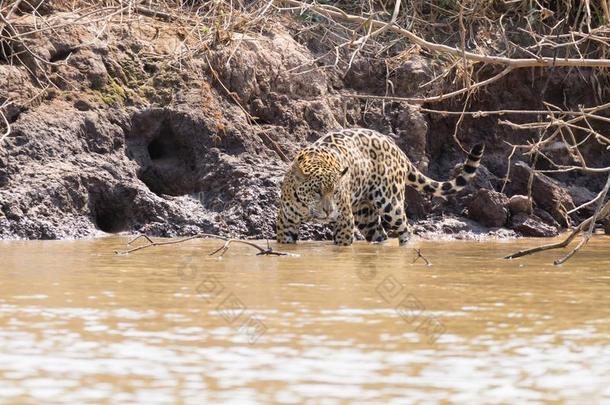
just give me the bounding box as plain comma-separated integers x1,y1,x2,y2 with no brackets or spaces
340,167,349,177
293,163,306,180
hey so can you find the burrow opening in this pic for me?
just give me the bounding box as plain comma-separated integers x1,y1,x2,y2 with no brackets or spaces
89,190,134,233
127,111,201,197
95,207,128,233
147,137,165,160
146,122,179,162
49,47,74,63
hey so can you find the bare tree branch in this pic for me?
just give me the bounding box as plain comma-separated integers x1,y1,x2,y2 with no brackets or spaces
277,0,610,68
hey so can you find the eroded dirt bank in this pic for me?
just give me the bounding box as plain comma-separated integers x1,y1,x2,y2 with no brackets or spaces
1,4,608,240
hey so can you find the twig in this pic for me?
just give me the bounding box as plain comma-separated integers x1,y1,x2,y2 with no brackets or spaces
412,248,432,266
500,144,518,194
567,185,608,214
417,106,610,117
451,92,471,153
0,108,10,145
344,0,401,73
134,5,176,22
5,0,24,19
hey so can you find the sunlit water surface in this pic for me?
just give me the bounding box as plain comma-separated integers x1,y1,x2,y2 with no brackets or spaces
1,236,610,403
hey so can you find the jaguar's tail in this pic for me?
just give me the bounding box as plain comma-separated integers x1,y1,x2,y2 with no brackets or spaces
406,144,484,198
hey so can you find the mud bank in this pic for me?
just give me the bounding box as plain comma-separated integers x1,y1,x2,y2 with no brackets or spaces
1,6,608,240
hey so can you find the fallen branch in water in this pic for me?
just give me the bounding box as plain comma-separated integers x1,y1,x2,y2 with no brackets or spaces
505,174,610,265
115,234,294,257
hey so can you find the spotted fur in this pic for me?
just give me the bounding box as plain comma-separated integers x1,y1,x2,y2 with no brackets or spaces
276,128,484,246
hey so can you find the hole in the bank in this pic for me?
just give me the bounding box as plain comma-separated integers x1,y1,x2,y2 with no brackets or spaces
128,112,202,197
49,48,74,63
146,121,179,162
143,62,158,74
91,195,132,233
147,136,165,160
95,209,127,233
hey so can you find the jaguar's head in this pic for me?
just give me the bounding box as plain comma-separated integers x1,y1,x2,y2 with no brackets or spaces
290,150,348,222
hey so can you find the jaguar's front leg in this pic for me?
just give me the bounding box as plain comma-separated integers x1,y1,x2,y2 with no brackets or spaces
276,207,301,244
333,199,355,246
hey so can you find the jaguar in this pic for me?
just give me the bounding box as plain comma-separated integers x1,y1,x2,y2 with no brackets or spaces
276,128,484,246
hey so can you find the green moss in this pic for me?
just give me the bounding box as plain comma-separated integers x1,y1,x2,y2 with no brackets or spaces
85,51,189,107
118,57,146,88
92,77,127,106
137,85,157,100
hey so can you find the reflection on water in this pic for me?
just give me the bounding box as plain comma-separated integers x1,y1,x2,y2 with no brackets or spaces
1,236,610,403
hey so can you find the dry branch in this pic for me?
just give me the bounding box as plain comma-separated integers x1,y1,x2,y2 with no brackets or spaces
278,1,610,106
505,174,610,264
278,0,610,68
0,107,10,144
347,66,514,104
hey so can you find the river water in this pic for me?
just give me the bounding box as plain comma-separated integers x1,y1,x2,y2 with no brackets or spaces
1,236,609,403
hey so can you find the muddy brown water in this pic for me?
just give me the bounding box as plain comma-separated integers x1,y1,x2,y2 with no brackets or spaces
1,236,610,403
